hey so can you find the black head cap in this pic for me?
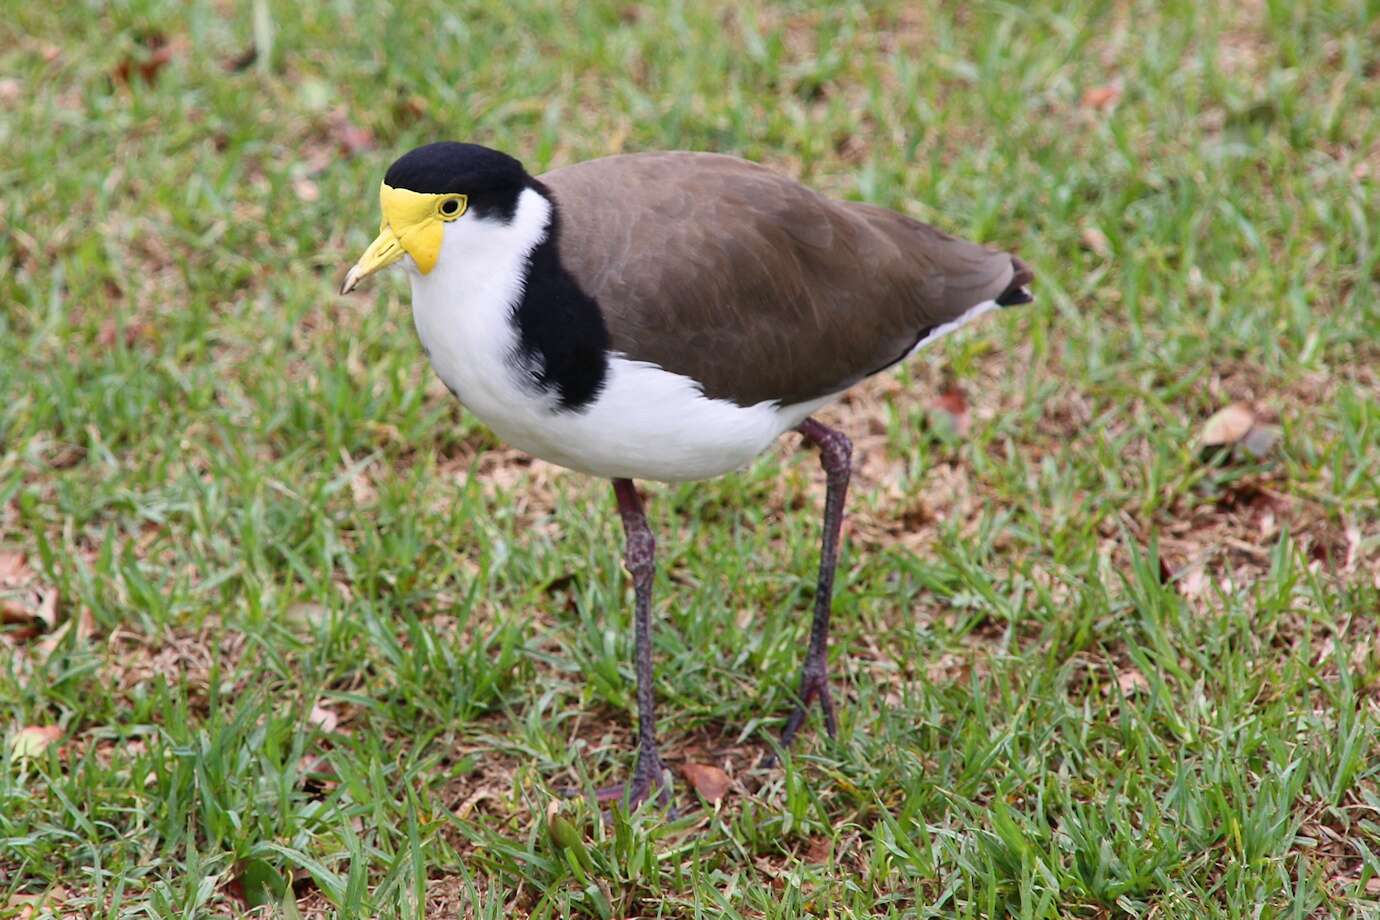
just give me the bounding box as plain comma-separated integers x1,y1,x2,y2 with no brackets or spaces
384,142,532,221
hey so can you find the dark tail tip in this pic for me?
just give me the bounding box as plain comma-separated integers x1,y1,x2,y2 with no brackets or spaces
996,255,1035,306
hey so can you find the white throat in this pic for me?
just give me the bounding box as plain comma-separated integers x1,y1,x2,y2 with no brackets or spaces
408,187,552,409
408,187,552,314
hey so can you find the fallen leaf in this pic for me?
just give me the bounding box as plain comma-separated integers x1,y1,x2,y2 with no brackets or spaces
928,386,970,437
680,762,731,803
2,589,58,635
32,587,59,629
225,45,258,72
453,787,495,819
926,651,967,683
0,607,41,641
7,887,67,920
97,319,152,348
1239,423,1280,457
1200,404,1280,462
1117,667,1149,695
308,703,338,733
803,836,832,863
293,177,320,202
349,469,376,505
113,32,173,86
1156,555,1174,586
11,725,62,759
1201,404,1256,448
329,109,374,156
1082,82,1122,111
1179,566,1209,598
396,95,429,124
1344,524,1363,573
283,602,330,629
1080,226,1111,258
35,602,90,660
0,550,28,582
1368,876,1380,894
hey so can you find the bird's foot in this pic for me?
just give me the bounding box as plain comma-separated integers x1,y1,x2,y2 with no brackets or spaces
573,746,676,813
763,660,837,769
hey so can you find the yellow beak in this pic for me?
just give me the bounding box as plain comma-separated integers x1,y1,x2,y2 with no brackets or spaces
340,221,404,294
341,183,453,294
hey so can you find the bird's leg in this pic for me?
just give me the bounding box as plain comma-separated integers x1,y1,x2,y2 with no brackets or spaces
589,478,673,809
769,417,851,764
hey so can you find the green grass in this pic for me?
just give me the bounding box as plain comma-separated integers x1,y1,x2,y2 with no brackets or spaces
3,0,1380,916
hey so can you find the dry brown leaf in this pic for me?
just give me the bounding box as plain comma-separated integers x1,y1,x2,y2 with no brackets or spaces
1344,524,1363,573
1156,555,1174,586
308,703,339,733
680,762,731,803
349,470,377,505
1080,226,1111,258
32,587,58,629
1082,82,1122,110
454,787,496,819
0,549,28,582
225,45,258,72
97,319,152,348
0,599,31,624
293,177,320,202
1201,404,1256,448
803,836,832,863
1239,423,1280,457
329,109,375,156
0,549,60,638
11,725,62,759
113,32,174,86
2,589,57,638
1117,668,1149,695
1367,876,1380,894
284,602,330,629
8,887,67,920
928,386,970,437
1179,566,1209,598
55,605,99,647
926,651,967,683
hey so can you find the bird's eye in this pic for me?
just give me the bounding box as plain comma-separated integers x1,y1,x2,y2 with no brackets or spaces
437,195,467,220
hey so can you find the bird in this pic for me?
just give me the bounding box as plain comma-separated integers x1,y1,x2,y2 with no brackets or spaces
341,142,1034,809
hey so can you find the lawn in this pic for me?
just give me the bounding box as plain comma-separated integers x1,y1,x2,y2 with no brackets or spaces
3,0,1379,916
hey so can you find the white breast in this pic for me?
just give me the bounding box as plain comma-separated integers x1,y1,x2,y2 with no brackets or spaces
407,189,830,482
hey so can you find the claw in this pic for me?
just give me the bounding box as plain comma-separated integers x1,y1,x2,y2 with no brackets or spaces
763,662,836,769
563,754,676,815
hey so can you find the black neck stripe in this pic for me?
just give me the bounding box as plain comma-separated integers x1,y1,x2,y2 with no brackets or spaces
508,191,610,411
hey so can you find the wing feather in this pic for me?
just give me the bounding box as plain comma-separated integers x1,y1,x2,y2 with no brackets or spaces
540,153,1022,407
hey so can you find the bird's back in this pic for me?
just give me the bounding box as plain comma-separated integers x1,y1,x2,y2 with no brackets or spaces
541,152,1028,407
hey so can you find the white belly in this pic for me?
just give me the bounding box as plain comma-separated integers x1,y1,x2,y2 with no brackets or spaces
415,310,831,481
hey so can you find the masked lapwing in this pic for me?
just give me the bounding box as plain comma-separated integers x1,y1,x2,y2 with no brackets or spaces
342,142,1034,808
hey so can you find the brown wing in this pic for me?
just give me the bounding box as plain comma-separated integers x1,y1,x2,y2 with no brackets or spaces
540,152,1026,407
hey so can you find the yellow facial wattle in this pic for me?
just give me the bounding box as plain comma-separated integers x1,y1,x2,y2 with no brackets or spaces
341,184,468,293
